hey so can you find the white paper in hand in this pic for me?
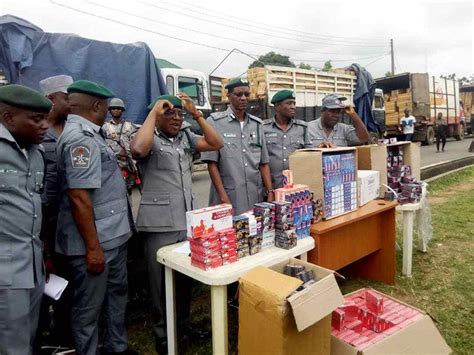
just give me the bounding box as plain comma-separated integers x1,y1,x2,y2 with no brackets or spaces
44,274,69,300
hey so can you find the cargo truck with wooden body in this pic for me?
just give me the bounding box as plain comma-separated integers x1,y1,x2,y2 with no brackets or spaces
212,65,385,137
376,73,463,145
460,85,474,135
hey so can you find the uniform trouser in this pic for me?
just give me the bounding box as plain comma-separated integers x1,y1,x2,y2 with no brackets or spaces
67,243,128,355
0,277,45,355
142,231,192,341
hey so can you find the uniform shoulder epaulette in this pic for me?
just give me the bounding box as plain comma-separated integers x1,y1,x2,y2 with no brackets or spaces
210,110,228,120
80,122,95,137
248,114,263,124
294,119,308,127
263,118,273,125
180,121,192,130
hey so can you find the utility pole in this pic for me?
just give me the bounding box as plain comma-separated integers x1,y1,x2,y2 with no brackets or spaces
390,38,395,75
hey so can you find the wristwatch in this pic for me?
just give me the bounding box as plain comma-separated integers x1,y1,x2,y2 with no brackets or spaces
266,189,274,194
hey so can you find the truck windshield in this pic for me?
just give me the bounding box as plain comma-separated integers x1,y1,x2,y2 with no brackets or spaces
374,95,384,109
178,76,205,106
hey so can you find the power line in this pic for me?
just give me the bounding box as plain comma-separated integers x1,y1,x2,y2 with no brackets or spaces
88,1,389,56
175,0,389,43
138,0,389,47
364,54,389,68
49,0,231,52
49,1,388,67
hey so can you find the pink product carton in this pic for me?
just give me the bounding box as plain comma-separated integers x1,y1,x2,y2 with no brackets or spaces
186,204,233,238
365,290,384,315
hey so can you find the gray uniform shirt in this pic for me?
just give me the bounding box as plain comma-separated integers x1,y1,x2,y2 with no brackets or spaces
136,122,200,232
263,117,312,189
308,117,360,147
200,107,269,215
55,115,132,256
0,123,44,289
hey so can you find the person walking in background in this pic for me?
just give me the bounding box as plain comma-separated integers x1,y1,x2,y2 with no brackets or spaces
435,112,447,152
400,109,416,141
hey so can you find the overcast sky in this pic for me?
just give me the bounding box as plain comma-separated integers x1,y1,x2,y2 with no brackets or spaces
2,0,473,79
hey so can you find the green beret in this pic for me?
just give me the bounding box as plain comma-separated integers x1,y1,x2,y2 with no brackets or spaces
225,78,250,91
0,84,53,113
147,95,183,110
271,90,295,105
67,80,114,99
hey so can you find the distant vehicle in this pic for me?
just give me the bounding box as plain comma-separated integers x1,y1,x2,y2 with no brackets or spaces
211,65,384,140
376,73,463,145
159,64,212,134
460,85,474,135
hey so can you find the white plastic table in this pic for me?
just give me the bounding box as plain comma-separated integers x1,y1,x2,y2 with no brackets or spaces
156,237,315,355
396,185,428,277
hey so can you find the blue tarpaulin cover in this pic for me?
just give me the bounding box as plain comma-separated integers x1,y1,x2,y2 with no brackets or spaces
347,63,379,133
0,15,166,124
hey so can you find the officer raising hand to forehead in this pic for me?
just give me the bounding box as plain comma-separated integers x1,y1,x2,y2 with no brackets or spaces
131,93,223,352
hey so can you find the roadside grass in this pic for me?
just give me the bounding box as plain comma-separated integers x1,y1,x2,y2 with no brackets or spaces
127,167,474,354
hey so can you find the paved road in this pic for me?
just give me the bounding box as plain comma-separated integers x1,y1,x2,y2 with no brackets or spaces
131,136,474,215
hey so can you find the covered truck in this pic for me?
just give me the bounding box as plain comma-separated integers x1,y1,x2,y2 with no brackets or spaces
376,73,463,144
0,15,167,124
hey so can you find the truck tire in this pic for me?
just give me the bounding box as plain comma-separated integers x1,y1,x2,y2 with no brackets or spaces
454,123,465,141
424,126,435,145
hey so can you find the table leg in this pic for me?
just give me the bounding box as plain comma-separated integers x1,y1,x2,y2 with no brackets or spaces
402,210,414,277
300,252,308,262
416,210,427,252
211,285,228,355
165,266,177,355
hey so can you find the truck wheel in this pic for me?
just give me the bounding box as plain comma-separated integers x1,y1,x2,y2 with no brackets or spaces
454,124,465,141
425,126,435,145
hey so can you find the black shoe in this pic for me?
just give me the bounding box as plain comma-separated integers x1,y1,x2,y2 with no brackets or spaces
155,338,168,355
102,348,139,355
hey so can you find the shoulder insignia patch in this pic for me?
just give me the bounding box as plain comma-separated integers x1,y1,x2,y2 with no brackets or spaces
71,145,91,169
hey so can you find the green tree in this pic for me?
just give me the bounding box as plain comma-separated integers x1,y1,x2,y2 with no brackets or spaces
385,71,393,77
248,51,296,68
298,63,312,70
459,74,474,86
322,60,332,72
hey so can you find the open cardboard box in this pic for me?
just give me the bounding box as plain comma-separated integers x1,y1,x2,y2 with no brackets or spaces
331,288,451,355
357,142,421,198
239,258,344,355
289,147,358,220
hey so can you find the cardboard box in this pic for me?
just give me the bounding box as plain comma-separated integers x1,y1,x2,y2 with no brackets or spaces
239,258,344,355
331,289,452,354
186,204,233,238
357,170,380,206
357,143,420,198
289,147,358,220
356,145,387,197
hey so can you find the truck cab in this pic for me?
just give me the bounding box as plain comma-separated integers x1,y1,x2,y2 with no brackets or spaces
160,67,212,134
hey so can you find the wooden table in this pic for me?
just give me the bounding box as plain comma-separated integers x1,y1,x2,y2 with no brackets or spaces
157,238,315,355
310,200,397,285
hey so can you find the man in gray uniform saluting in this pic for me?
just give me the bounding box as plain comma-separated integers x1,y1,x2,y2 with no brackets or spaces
263,89,313,188
55,80,136,355
0,84,52,355
201,78,274,215
131,93,223,352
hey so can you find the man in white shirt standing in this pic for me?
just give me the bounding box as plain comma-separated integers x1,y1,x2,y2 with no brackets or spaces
400,109,416,141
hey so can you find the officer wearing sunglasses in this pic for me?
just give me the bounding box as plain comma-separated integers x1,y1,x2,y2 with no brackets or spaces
201,78,274,215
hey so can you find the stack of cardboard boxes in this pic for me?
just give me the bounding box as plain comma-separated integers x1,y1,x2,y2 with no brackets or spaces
186,204,236,270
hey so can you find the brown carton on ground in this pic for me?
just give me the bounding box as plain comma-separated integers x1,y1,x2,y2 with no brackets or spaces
331,289,452,355
239,258,344,355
